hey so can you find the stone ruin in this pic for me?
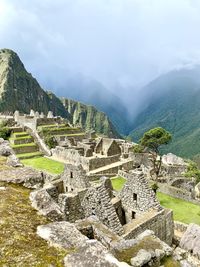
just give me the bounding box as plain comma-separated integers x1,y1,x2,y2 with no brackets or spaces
30,167,174,245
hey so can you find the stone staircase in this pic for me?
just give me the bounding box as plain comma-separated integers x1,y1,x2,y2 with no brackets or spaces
9,127,43,159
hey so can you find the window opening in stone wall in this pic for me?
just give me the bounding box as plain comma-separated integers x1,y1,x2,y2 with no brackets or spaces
70,171,73,178
133,193,137,201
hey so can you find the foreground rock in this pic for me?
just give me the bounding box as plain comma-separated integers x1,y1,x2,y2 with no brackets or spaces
0,167,45,188
6,154,23,167
0,138,13,156
37,221,88,249
111,230,172,267
180,223,200,259
30,188,64,221
64,240,130,267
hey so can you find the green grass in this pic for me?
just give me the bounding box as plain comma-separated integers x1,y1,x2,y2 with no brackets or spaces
21,157,65,175
157,192,200,225
10,135,32,140
111,176,126,191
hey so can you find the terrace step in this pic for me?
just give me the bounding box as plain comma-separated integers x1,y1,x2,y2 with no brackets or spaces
12,143,39,154
17,151,44,160
13,132,29,138
10,126,24,133
10,136,34,145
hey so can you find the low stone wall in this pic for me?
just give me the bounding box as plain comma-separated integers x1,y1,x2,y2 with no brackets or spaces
52,146,120,172
174,221,188,233
87,155,120,171
123,209,174,245
158,183,198,203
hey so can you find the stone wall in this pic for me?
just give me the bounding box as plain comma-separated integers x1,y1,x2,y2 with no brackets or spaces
58,192,85,222
119,170,162,217
158,183,194,202
52,146,120,172
123,209,174,245
61,164,90,192
81,178,124,236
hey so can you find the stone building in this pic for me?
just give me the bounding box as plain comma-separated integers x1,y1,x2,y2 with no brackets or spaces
95,138,121,156
31,167,174,245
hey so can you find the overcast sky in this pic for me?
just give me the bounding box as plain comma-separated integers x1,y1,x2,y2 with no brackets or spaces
1,0,200,95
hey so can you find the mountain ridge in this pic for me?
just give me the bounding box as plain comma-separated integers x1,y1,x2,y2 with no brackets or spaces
0,48,120,138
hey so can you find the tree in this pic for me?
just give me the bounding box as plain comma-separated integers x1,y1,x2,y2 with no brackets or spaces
139,127,172,180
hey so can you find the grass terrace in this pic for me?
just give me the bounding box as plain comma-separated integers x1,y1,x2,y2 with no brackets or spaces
21,157,65,175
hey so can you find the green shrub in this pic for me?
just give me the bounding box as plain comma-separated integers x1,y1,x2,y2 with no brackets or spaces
184,160,200,184
0,127,11,140
132,144,144,153
44,135,58,149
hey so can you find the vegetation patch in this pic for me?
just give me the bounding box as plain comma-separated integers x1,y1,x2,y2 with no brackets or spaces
21,157,65,175
157,192,200,225
111,176,126,191
0,182,68,266
114,236,162,264
161,256,181,267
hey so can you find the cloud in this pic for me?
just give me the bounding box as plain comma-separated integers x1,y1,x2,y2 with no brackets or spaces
1,0,200,97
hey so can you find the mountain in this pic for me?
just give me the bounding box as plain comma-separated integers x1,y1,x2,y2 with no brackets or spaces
54,76,130,134
62,98,120,138
0,49,120,138
129,66,200,159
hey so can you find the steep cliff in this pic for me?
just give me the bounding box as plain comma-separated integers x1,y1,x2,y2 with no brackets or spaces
62,98,120,138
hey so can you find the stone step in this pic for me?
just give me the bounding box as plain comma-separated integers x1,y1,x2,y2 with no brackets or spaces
13,132,29,138
17,151,44,160
10,136,34,145
10,126,24,133
12,143,39,154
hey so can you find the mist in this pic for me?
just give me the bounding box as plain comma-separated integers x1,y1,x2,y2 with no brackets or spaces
1,0,200,116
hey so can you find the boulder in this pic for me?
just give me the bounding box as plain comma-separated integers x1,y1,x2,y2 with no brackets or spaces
0,138,13,156
37,221,88,249
130,249,152,267
180,223,200,259
6,154,23,167
30,188,63,221
64,240,130,267
111,230,172,267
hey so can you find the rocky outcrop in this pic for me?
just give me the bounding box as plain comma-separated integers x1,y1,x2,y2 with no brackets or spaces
0,167,45,188
0,49,70,118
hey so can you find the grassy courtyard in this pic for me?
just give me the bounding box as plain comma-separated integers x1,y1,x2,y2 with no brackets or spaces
21,157,65,175
111,176,200,225
157,192,200,225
